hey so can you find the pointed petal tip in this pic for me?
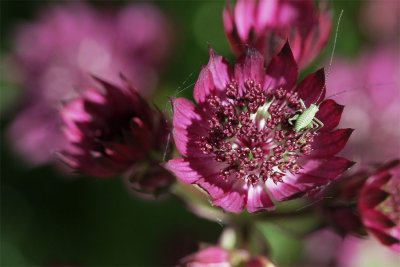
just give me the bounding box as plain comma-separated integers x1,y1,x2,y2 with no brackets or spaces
347,160,357,170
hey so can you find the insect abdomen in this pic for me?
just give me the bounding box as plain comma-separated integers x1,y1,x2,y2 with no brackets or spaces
294,105,319,132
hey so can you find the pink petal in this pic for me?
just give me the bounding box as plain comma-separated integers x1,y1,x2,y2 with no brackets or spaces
310,128,353,158
207,47,232,90
359,188,389,209
171,97,208,157
246,183,274,213
181,246,229,264
193,49,231,104
265,178,304,201
295,68,326,106
213,182,247,214
363,209,396,229
234,47,265,94
164,158,225,184
256,0,278,30
297,157,356,185
234,0,256,40
264,41,298,91
92,76,135,115
266,157,355,201
197,175,234,199
316,99,344,133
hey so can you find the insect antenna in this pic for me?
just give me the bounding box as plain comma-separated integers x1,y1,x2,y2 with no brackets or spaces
325,82,397,100
315,9,344,106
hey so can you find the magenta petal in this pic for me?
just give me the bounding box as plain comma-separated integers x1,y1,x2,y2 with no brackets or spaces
255,0,278,30
193,49,231,104
164,158,202,184
92,76,134,114
207,48,232,90
197,175,234,199
264,41,298,91
297,157,356,185
165,158,225,184
359,188,389,209
171,97,208,157
310,128,353,158
213,182,246,214
246,184,274,213
363,209,396,229
316,99,344,133
181,246,229,265
266,179,304,201
193,67,215,104
234,0,256,40
296,68,326,106
235,47,265,94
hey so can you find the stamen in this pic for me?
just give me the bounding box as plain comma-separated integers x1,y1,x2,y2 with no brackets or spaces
199,79,316,184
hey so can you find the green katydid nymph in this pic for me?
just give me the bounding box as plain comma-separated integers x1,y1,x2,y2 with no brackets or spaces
288,99,324,132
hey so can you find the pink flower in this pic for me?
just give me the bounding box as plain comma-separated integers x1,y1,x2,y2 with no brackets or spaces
60,77,173,192
358,159,400,252
223,0,332,68
179,246,275,267
7,2,172,166
328,47,400,163
165,43,354,214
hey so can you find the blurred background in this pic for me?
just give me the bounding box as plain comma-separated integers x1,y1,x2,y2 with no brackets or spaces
1,0,399,266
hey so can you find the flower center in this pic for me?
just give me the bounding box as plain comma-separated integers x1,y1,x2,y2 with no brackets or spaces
197,79,317,186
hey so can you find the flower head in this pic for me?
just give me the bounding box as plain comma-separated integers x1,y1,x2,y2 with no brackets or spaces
60,77,173,192
358,159,400,252
223,0,332,68
166,43,353,213
7,2,172,166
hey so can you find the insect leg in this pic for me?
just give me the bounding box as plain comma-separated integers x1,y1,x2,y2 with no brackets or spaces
288,114,299,125
299,99,306,110
313,117,325,131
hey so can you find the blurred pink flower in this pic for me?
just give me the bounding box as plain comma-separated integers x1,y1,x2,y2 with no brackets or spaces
327,47,400,164
223,0,332,68
358,159,400,252
302,228,342,266
337,236,400,267
7,2,172,166
166,43,353,214
60,77,173,192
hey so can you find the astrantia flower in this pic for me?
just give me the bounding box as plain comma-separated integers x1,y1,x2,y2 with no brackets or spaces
179,246,275,267
358,159,400,252
60,77,173,192
223,0,332,68
166,42,354,213
6,2,172,166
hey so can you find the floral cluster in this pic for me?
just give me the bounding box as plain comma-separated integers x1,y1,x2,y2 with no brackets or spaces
166,43,353,213
4,0,399,265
